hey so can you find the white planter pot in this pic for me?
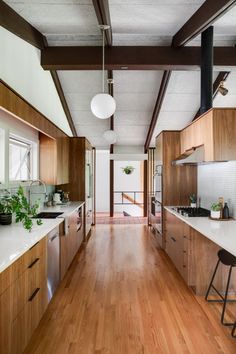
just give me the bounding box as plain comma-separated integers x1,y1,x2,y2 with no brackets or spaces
211,210,221,219
190,203,197,208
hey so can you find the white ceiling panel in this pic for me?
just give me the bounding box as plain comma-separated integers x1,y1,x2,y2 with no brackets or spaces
114,112,152,126
5,0,101,46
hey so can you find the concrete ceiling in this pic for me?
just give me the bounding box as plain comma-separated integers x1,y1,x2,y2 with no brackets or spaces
4,0,236,148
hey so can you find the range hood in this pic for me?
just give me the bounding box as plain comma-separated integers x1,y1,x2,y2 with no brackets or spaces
172,145,205,165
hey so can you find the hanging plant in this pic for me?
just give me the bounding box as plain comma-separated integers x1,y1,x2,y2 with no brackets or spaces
122,166,135,175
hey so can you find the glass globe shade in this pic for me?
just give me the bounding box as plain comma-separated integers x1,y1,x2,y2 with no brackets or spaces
91,93,116,119
103,130,117,144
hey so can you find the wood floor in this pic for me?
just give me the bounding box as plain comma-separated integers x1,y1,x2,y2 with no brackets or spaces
25,225,236,354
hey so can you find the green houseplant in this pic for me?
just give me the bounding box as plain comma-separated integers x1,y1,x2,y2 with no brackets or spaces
0,187,42,231
189,194,197,208
0,195,13,225
210,202,221,219
122,165,135,175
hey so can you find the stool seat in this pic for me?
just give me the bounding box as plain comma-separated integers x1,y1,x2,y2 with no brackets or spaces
218,249,236,266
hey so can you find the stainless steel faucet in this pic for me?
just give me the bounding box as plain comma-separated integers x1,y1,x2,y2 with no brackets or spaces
28,179,48,207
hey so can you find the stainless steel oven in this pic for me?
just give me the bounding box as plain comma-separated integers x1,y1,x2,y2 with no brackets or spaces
151,198,163,236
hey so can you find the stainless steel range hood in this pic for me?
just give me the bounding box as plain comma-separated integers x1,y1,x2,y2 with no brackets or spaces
172,145,205,165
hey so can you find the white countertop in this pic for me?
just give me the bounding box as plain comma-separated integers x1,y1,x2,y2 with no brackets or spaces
41,201,85,217
165,207,236,257
0,201,85,273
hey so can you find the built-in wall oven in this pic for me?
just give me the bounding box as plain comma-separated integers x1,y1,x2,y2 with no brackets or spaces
151,164,164,247
154,165,162,203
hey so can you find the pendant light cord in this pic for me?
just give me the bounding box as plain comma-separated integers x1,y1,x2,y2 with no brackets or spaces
102,28,105,93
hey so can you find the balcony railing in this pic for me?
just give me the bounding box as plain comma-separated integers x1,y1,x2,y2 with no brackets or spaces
114,191,144,209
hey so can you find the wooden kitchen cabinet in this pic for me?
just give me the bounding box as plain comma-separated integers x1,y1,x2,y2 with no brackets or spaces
60,205,85,280
180,108,236,161
59,138,95,239
39,133,69,185
165,209,236,295
0,237,48,354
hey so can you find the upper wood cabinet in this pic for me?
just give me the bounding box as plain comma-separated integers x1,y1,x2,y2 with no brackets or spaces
39,134,69,185
180,108,236,161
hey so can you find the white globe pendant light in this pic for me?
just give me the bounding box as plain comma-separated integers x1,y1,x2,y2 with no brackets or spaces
91,25,116,119
91,93,116,119
103,130,117,144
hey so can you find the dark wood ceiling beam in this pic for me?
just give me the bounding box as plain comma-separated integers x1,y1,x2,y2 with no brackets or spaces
41,46,236,70
0,1,46,49
172,0,236,47
144,71,171,152
92,0,112,46
192,71,230,121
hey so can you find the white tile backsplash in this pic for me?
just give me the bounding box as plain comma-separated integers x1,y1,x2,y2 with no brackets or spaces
198,161,236,217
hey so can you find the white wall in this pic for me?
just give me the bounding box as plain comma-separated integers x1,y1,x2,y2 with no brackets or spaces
0,27,72,136
96,150,110,213
198,162,236,217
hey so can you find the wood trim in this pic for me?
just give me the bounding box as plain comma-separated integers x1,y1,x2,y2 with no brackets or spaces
41,46,236,70
92,147,96,225
0,80,67,139
192,71,230,121
144,71,171,151
110,160,114,217
50,71,77,136
92,0,112,46
0,1,46,49
172,0,236,47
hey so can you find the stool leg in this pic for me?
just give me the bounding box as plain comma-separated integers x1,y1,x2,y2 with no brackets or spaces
205,259,220,301
232,321,236,338
221,266,232,326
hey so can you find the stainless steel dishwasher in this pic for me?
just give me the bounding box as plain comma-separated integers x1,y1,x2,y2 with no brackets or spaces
47,226,60,301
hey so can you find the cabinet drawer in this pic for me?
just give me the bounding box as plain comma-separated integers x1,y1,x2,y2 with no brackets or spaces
0,238,46,296
11,252,46,320
11,279,48,354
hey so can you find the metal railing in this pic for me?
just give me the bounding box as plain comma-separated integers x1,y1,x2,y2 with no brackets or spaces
114,191,144,208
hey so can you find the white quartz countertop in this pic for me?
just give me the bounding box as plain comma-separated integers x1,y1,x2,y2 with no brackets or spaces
165,206,236,257
0,201,85,273
41,201,85,217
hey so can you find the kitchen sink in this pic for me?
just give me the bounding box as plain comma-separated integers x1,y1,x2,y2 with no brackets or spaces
33,212,64,219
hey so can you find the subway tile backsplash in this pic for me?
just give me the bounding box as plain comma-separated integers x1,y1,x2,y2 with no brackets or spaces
198,161,236,217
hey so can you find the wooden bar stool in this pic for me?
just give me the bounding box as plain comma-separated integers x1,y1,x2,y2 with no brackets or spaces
205,249,236,326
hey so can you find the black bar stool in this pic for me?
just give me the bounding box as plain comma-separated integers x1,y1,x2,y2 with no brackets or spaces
205,249,236,326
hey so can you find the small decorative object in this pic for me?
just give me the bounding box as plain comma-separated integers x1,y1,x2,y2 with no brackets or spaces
189,194,197,208
0,195,13,225
11,186,43,231
122,165,135,175
223,202,230,219
210,202,221,219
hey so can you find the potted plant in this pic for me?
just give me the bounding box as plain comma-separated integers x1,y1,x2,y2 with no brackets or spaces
189,194,197,208
122,165,135,175
210,202,221,219
0,195,13,225
11,186,42,231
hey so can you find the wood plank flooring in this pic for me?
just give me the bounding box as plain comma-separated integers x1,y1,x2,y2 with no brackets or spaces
25,225,236,354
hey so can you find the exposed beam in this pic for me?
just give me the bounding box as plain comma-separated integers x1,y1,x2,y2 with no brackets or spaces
50,71,77,136
144,71,171,152
92,0,112,46
108,70,114,217
41,46,236,71
172,0,236,47
192,71,230,121
0,0,46,49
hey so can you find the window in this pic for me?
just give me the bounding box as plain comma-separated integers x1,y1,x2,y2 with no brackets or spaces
0,128,5,185
9,136,33,181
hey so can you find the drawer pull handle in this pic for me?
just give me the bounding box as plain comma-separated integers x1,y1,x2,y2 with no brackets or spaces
29,241,39,250
171,237,176,242
28,258,39,269
28,288,40,302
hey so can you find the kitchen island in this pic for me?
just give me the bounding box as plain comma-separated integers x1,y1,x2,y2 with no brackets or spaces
164,207,236,295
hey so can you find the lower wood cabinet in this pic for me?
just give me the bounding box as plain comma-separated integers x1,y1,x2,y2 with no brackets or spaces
165,209,236,295
0,237,48,354
60,205,85,280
